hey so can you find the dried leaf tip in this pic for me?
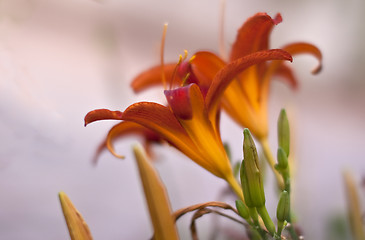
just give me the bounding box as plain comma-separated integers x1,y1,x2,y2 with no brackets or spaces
133,144,179,240
59,192,93,240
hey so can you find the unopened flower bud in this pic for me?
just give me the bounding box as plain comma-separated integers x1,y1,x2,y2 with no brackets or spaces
235,200,250,220
278,109,290,157
240,129,265,208
276,147,288,170
277,190,290,222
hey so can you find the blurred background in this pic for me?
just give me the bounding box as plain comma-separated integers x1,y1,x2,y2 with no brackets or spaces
0,0,364,239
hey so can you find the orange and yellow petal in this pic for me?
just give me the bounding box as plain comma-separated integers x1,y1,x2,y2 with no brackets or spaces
206,49,293,113
188,51,226,96
259,42,322,109
166,84,230,178
121,102,204,163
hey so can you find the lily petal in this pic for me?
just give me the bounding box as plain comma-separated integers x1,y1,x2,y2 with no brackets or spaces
59,192,93,240
121,102,204,164
206,49,293,112
166,84,231,178
84,109,123,126
230,12,282,61
259,43,322,110
93,122,162,163
131,63,182,93
133,144,179,240
282,42,322,74
272,64,298,89
188,51,226,96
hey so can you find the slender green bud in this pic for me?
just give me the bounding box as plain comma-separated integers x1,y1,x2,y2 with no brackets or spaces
276,147,288,170
277,190,290,222
240,129,265,208
235,200,250,220
278,109,290,157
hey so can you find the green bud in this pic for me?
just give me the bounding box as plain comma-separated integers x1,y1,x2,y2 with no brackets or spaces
276,147,288,170
235,200,250,220
276,190,290,222
240,129,265,208
278,109,290,157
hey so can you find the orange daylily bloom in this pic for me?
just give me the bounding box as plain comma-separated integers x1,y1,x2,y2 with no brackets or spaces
85,50,292,197
131,12,322,140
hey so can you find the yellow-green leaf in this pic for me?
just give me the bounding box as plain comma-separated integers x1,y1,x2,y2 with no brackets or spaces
58,192,93,240
133,144,179,240
343,170,365,240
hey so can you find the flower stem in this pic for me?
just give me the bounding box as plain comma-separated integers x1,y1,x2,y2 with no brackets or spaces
259,137,284,190
257,206,276,237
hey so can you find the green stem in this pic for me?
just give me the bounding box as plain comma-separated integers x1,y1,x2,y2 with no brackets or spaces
259,138,284,190
277,220,284,237
257,206,276,237
281,168,299,240
249,208,268,240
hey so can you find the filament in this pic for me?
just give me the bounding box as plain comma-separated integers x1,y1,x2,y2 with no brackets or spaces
160,23,168,90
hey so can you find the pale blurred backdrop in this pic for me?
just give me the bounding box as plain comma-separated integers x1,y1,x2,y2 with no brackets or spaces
0,0,364,239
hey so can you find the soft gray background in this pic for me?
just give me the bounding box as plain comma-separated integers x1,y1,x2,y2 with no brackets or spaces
0,0,364,239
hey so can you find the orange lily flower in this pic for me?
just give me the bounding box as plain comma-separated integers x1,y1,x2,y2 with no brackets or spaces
85,50,292,198
131,12,322,140
131,13,321,188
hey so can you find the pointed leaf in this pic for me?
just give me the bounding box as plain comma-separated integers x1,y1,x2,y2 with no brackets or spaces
343,170,365,240
59,192,93,240
133,144,179,240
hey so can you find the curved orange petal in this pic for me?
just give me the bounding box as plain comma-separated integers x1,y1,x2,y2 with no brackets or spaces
229,12,282,61
273,64,298,89
84,109,123,126
281,42,323,74
206,49,293,113
93,122,162,164
121,102,203,160
189,51,226,96
166,84,230,178
131,63,182,93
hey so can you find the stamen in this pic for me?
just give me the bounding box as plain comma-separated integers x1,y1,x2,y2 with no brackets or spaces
189,55,196,63
219,0,227,60
169,54,183,89
169,50,190,89
181,73,190,87
160,23,168,90
182,49,188,61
